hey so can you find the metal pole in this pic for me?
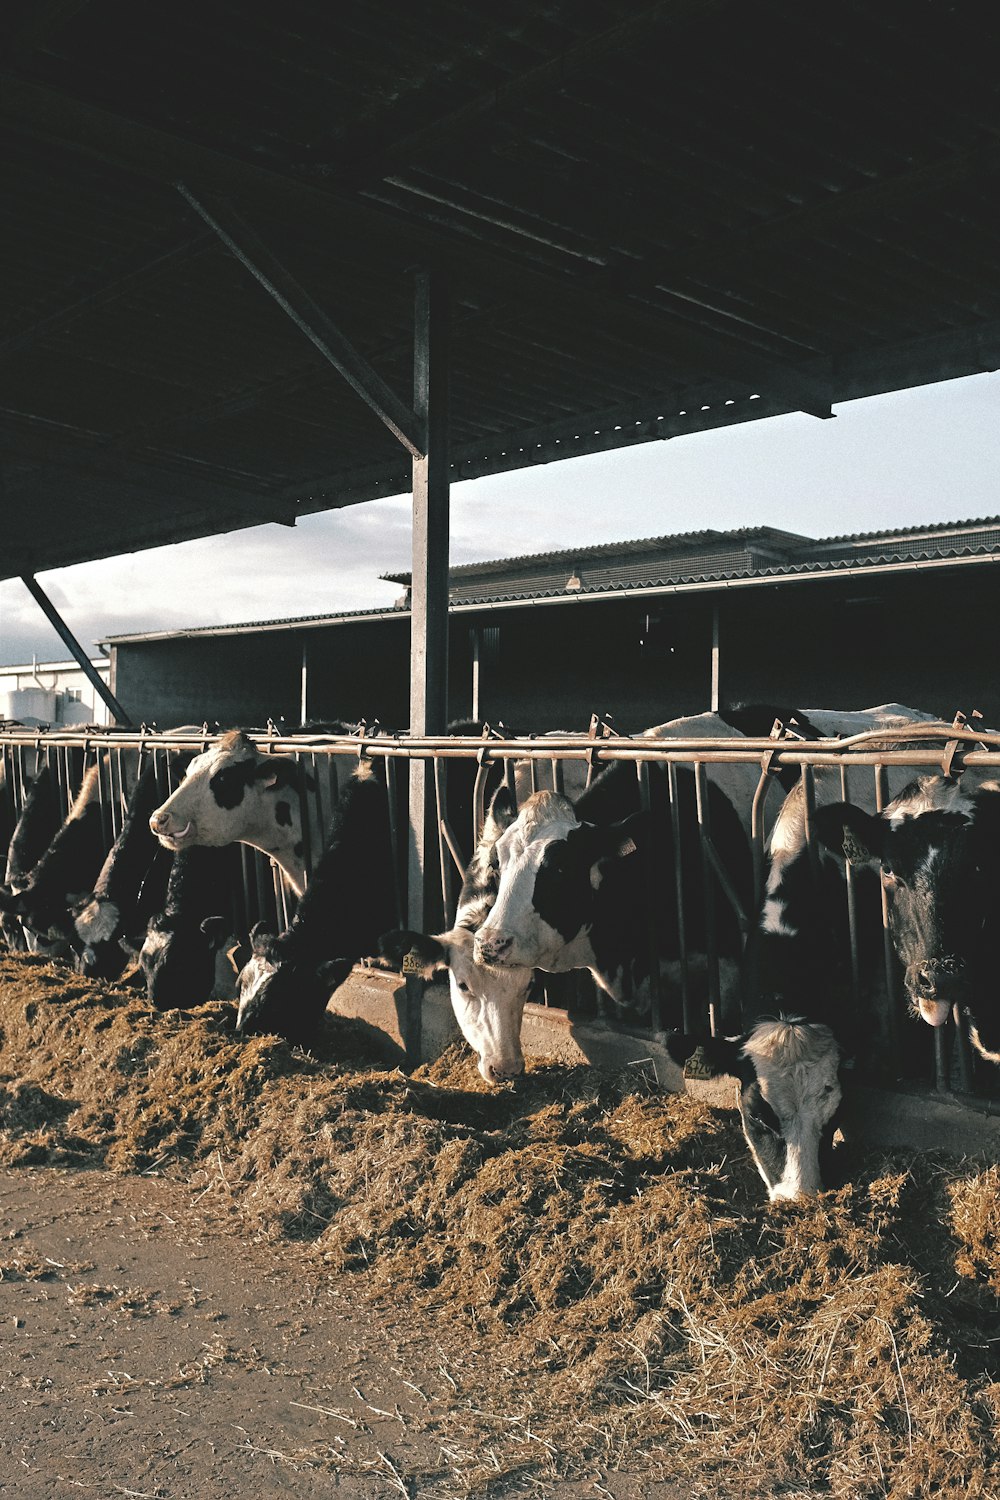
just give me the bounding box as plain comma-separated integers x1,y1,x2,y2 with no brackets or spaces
300,636,309,726
19,574,132,726
471,625,481,722
406,269,450,1068
710,602,720,714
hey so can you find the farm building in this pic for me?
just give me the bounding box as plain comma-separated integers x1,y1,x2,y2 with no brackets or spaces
103,516,1000,731
0,657,112,727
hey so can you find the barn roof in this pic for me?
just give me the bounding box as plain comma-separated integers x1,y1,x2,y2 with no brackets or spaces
4,1,1000,580
102,516,1000,643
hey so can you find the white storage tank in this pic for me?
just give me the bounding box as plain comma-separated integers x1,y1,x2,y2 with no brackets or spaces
2,687,58,724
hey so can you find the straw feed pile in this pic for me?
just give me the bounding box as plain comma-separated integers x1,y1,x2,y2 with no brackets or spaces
2,951,999,1497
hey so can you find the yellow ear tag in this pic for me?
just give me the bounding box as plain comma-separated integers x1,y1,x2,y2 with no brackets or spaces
402,949,424,975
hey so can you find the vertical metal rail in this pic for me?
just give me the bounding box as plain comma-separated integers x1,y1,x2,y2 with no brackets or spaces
840,764,862,1008
637,760,663,1032
296,756,313,892
406,269,450,1069
667,761,692,1034
383,755,404,929
433,755,456,920
694,762,721,1036
874,764,905,1075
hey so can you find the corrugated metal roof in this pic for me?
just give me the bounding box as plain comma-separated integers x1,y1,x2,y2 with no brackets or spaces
4,2,1000,578
102,517,1000,643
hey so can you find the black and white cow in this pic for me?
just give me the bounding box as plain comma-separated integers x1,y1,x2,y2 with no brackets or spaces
380,792,535,1084
810,776,1000,1065
378,706,937,1092
1,765,62,952
71,764,173,980
0,760,110,959
136,845,239,1009
149,730,321,896
668,1016,843,1201
235,764,396,1044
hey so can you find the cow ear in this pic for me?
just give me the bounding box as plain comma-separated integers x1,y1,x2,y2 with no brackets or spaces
379,928,447,977
254,755,289,791
249,919,275,953
0,885,26,914
484,786,517,841
200,915,228,948
667,1030,746,1078
815,802,885,866
603,811,647,860
226,938,251,975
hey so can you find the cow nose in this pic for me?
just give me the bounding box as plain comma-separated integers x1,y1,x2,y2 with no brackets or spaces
483,1059,524,1085
149,811,169,834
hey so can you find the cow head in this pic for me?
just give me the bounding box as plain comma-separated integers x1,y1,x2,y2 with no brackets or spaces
670,1017,843,1201
473,788,645,972
139,911,231,1009
149,732,305,871
380,926,531,1084
235,922,349,1042
816,779,1000,1057
0,880,81,959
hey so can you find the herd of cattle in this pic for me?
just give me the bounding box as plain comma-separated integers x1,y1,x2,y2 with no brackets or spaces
1,705,999,1205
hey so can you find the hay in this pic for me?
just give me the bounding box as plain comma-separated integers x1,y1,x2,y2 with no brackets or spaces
1,951,999,1496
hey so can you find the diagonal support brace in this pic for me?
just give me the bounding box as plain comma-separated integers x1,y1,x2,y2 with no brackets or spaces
178,183,426,458
20,574,133,726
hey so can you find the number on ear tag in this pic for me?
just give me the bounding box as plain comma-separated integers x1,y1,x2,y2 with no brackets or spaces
402,949,424,975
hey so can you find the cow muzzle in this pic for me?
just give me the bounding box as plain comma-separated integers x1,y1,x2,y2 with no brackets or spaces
480,1055,525,1086
907,958,968,1025
149,810,194,847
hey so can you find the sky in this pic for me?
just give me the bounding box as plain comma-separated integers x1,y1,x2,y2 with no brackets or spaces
1,370,998,667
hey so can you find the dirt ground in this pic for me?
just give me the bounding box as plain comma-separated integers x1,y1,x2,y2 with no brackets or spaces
0,1165,689,1500
2,953,1000,1499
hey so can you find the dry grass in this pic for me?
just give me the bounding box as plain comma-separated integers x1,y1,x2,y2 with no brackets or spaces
2,951,999,1496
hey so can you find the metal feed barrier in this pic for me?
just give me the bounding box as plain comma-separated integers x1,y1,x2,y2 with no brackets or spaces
2,716,999,1102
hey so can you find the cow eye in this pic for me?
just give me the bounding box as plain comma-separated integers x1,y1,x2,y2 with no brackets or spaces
458,981,472,994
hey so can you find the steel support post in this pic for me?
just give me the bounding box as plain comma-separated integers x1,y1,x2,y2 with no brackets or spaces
406,271,450,1068
710,602,720,714
20,574,132,726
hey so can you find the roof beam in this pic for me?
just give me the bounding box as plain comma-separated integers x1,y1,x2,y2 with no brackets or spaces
0,76,833,419
0,230,214,362
342,0,723,183
177,184,426,458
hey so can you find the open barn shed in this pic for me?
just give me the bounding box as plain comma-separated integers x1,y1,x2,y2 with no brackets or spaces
3,0,1000,970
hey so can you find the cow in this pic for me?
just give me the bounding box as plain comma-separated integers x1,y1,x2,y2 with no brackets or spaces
135,844,240,1009
668,1016,843,1201
235,763,396,1044
1,765,62,952
380,792,534,1084
71,763,173,980
0,760,111,960
810,776,1000,1065
149,730,322,897
378,706,938,1090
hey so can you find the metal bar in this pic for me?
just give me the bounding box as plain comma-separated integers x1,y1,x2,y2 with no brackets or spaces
710,602,720,715
300,637,309,726
383,756,404,929
874,764,903,1067
667,761,692,1034
637,761,663,1032
433,757,455,918
178,186,425,458
841,764,862,1009
406,270,450,1068
951,1003,975,1094
19,574,132,725
471,626,481,722
296,757,312,890
694,762,722,1036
